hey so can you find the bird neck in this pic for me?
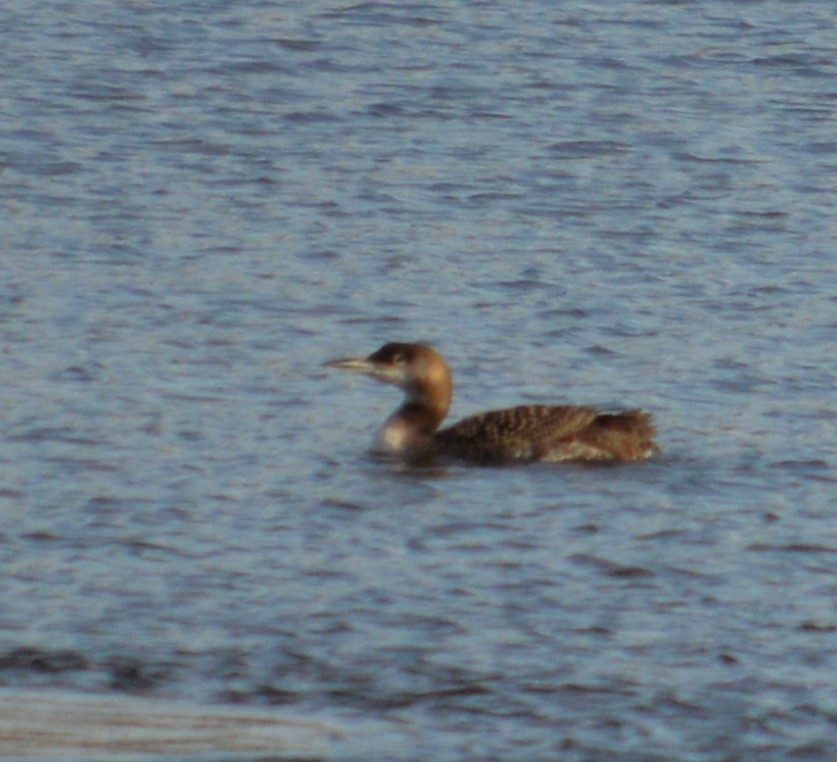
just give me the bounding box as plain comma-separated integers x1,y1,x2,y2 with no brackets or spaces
375,384,451,457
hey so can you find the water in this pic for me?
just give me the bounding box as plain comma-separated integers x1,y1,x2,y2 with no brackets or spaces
1,1,835,759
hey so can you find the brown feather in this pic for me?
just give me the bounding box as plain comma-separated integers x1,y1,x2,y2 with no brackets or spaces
435,405,657,463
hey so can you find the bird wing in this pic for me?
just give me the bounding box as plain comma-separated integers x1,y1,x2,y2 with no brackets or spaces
435,405,600,462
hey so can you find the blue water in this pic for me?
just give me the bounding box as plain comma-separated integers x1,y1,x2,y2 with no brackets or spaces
1,1,835,759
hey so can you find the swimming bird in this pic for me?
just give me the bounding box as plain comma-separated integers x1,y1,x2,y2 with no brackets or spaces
325,342,658,464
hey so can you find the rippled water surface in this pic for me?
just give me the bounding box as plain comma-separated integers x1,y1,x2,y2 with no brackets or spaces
1,1,835,759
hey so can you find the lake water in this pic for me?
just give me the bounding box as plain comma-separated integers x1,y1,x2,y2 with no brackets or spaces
1,1,835,759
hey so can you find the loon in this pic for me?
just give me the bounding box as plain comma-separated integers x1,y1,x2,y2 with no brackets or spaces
325,342,659,464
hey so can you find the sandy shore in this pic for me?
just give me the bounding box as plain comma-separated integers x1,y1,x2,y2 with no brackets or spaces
0,689,343,760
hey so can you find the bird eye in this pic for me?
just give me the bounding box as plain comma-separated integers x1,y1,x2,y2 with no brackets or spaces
393,353,406,365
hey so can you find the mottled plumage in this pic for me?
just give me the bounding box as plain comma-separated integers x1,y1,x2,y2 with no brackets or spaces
326,342,658,464
436,405,657,463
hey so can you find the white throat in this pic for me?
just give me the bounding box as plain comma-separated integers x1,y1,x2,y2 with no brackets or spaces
373,414,414,455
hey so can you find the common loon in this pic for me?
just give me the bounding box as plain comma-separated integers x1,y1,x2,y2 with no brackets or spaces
325,342,659,464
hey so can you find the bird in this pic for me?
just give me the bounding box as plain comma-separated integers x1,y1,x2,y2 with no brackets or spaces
325,342,658,464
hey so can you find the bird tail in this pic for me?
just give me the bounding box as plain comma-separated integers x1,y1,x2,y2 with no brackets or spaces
587,410,659,461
